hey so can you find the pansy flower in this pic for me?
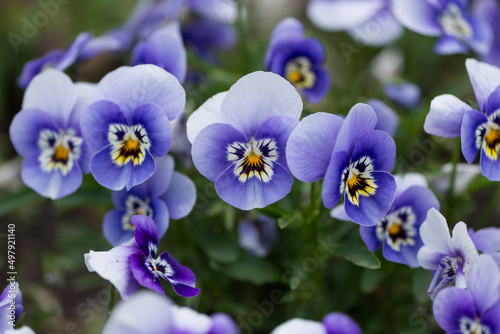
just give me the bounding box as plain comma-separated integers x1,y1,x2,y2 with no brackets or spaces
417,208,478,300
238,215,277,257
307,0,403,46
0,283,23,333
468,227,500,265
392,0,492,55
384,81,422,110
102,291,238,334
186,71,302,210
424,59,500,181
104,155,196,246
10,69,94,199
474,0,500,67
265,17,330,104
132,22,187,84
271,312,362,334
81,64,185,190
433,254,500,334
344,173,439,268
287,104,397,226
86,215,199,299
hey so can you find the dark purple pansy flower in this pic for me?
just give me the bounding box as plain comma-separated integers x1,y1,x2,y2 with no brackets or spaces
384,81,422,110
474,0,500,67
0,283,23,333
10,69,94,199
81,64,185,191
265,17,330,104
104,155,196,246
271,312,362,334
102,291,238,334
86,215,199,299
186,71,302,210
238,215,277,257
287,104,397,226
417,208,478,300
350,173,439,268
425,59,500,181
433,254,500,334
393,0,492,55
307,0,403,46
132,22,187,84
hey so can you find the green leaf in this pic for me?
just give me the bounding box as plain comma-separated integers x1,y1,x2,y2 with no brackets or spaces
278,212,300,229
360,268,385,293
338,242,381,269
220,257,281,285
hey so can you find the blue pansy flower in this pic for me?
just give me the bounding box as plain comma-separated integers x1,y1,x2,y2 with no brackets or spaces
265,17,330,104
132,22,187,84
287,104,397,226
81,64,185,191
417,208,478,300
424,59,500,181
307,0,403,46
433,254,500,334
104,155,196,246
271,312,362,334
331,173,440,268
86,215,199,299
393,0,492,55
384,81,422,110
238,215,277,257
10,69,95,199
474,0,500,67
0,283,23,333
102,291,238,334
186,71,302,210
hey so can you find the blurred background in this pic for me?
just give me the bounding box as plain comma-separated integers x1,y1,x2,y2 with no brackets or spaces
1,0,499,333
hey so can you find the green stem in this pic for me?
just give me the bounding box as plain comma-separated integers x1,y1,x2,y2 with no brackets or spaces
447,138,460,221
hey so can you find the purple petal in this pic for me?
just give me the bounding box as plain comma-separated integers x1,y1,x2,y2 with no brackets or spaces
186,92,227,144
192,123,247,182
269,17,304,44
131,215,159,255
394,173,429,197
17,49,63,89
9,108,59,157
302,68,331,104
132,102,172,157
461,109,487,163
322,150,351,209
171,283,200,298
215,162,294,210
367,99,398,137
92,65,185,121
485,85,500,116
333,103,377,154
480,148,500,181
254,115,300,170
465,58,500,111
103,210,134,246
359,226,381,252
323,312,362,334
482,301,500,332
55,32,93,70
150,199,170,239
418,208,453,269
188,0,237,24
382,240,409,266
433,287,476,332
159,251,196,286
467,254,500,316
470,227,500,253
67,82,96,133
209,313,239,334
466,16,493,56
90,146,134,191
220,72,302,139
344,171,397,226
351,130,396,172
434,35,468,55
129,254,162,294
22,69,77,128
401,242,423,269
85,246,141,300
384,81,421,110
145,155,175,198
425,94,472,138
161,172,196,220
450,222,478,275
391,0,442,36
393,186,440,226
21,153,82,199
287,112,343,182
330,204,351,222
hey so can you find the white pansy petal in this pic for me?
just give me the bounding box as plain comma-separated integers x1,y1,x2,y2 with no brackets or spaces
186,92,227,143
466,58,500,111
419,208,452,255
450,222,478,275
271,318,326,334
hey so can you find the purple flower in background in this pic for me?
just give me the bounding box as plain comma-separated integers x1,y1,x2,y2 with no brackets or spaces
104,155,196,246
417,208,478,300
367,99,399,137
182,19,237,63
265,17,330,104
424,59,500,181
392,0,492,55
469,227,500,265
10,70,94,199
187,0,237,24
271,312,362,334
238,215,277,257
307,0,403,46
186,72,302,210
473,0,500,67
102,291,238,334
287,104,397,226
0,283,23,333
81,64,185,191
86,215,199,299
433,254,500,334
384,81,422,110
355,173,440,268
132,22,187,84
